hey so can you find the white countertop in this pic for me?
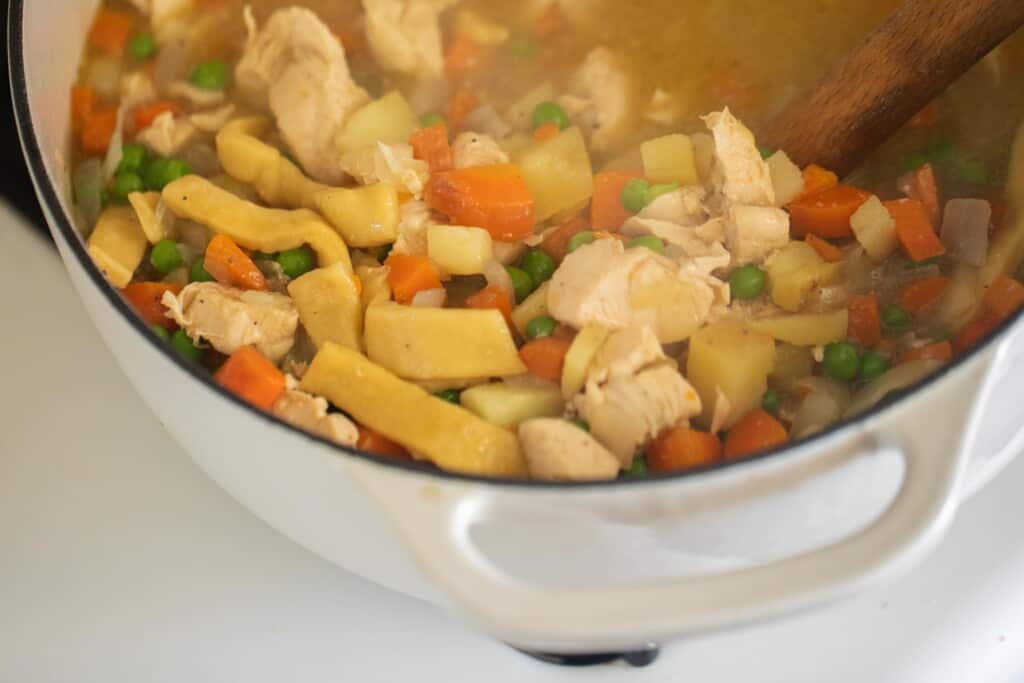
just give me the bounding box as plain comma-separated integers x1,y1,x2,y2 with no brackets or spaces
2,200,1024,683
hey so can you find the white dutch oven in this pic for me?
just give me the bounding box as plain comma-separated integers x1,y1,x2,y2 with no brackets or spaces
12,0,1024,655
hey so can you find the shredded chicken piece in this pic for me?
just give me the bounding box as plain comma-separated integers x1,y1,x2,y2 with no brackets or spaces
362,0,459,80
136,110,198,157
637,186,708,225
518,418,621,481
724,205,790,265
273,377,359,447
564,47,631,151
162,282,299,361
392,200,435,256
166,80,226,107
644,88,681,126
121,72,156,110
339,142,429,196
586,326,666,386
703,108,775,208
451,132,510,169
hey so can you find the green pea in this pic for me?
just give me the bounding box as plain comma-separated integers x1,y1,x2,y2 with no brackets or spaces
761,389,780,414
110,172,144,201
150,239,183,275
881,304,912,332
729,265,766,300
860,351,890,380
520,249,556,287
570,417,590,432
143,157,192,191
901,152,929,172
189,257,214,283
759,146,774,160
420,113,446,128
526,315,557,340
531,100,570,131
128,32,157,60
117,143,148,174
150,324,171,342
626,235,665,255
505,265,534,304
621,178,651,213
926,138,957,166
189,59,230,91
566,231,595,254
956,159,989,185
435,389,461,405
822,342,861,381
645,182,680,205
276,247,316,279
170,330,204,363
626,455,648,477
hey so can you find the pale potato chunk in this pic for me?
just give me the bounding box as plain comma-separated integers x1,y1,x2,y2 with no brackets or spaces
516,126,594,223
766,150,804,207
461,381,566,427
641,134,698,186
850,195,898,261
335,91,420,155
510,281,551,337
427,225,494,275
561,324,611,399
767,241,842,312
747,309,849,347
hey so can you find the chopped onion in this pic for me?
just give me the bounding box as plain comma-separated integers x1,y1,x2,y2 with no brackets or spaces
941,198,991,267
790,376,851,437
86,57,122,98
410,288,447,308
102,105,127,181
844,360,944,418
462,104,512,140
483,259,514,297
177,220,212,253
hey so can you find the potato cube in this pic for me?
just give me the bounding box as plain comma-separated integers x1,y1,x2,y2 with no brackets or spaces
516,126,594,223
850,195,898,261
427,225,494,275
461,381,566,427
335,91,420,155
767,241,843,312
766,151,804,206
510,281,551,337
641,134,699,186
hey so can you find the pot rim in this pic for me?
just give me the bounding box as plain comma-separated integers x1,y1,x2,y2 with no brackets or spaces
9,0,1022,490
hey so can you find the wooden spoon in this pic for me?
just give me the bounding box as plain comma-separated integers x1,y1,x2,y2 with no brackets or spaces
762,0,1024,177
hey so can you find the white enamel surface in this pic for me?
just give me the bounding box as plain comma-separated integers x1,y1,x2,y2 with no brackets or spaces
15,0,1024,651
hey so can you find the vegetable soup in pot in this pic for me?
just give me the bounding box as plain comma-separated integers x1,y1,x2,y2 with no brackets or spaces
71,0,1024,480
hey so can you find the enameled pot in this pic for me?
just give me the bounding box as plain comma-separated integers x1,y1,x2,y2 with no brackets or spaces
12,0,1024,654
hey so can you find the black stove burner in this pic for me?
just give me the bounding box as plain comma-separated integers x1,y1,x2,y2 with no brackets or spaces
517,644,660,668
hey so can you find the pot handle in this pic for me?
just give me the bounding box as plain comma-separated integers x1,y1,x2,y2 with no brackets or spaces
352,350,1001,651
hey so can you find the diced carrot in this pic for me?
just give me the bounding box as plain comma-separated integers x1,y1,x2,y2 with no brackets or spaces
121,282,182,329
954,314,1000,354
204,234,268,291
885,198,946,262
539,215,590,263
410,122,453,174
446,88,479,133
896,276,949,315
385,253,443,305
983,275,1024,321
789,185,871,239
591,170,642,232
71,86,96,133
723,409,788,460
519,337,572,383
792,164,839,203
133,101,181,131
899,341,953,364
648,427,723,473
805,234,843,262
214,346,287,411
908,101,939,128
533,122,560,143
80,107,119,156
357,426,411,459
88,7,134,56
425,163,535,241
465,284,513,326
445,35,491,81
909,163,940,224
847,292,881,348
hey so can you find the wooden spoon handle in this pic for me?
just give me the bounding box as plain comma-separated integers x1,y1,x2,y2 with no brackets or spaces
762,0,1024,177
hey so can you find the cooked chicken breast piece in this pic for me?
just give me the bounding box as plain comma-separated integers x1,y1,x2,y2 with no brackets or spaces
518,418,621,481
273,378,359,447
362,0,459,80
452,132,510,169
703,108,775,208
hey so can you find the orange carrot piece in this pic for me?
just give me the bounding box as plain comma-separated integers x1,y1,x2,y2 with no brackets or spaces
204,235,268,291
446,88,479,132
954,315,1000,354
899,341,953,364
885,198,946,262
384,253,443,305
792,164,839,203
984,275,1024,321
805,234,843,262
122,282,182,329
533,122,560,143
648,427,723,473
357,426,411,459
80,107,119,156
425,163,535,241
539,215,591,263
444,35,491,81
591,170,642,232
518,337,572,383
88,7,134,56
465,284,513,325
133,101,182,131
724,409,788,460
214,346,287,411
896,276,949,315
409,122,453,174
909,101,939,128
847,292,882,348
789,185,871,239
71,86,96,133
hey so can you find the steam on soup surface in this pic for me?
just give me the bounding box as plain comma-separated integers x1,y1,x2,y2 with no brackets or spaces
71,0,1024,480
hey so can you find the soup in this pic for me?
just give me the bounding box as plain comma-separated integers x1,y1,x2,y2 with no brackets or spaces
71,0,1024,480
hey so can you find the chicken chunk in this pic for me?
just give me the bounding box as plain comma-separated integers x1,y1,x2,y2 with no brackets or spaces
622,217,726,259
362,0,459,80
586,325,666,386
236,7,370,184
135,111,198,157
637,186,708,226
339,142,430,197
128,0,193,27
576,365,702,466
452,132,510,169
564,47,632,151
162,282,299,362
724,205,790,265
518,418,621,481
166,80,226,108
273,378,359,448
392,199,435,256
703,108,775,208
